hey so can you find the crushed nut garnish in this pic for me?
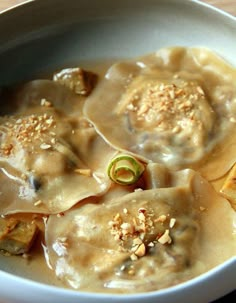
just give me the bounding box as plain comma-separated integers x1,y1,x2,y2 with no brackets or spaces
169,218,176,228
128,269,135,275
40,98,52,107
51,138,56,144
130,254,138,261
158,229,172,244
121,79,207,133
40,143,52,150
156,214,167,223
0,113,57,157
123,208,128,214
109,206,175,261
74,168,92,177
34,200,43,206
134,243,146,257
0,143,13,156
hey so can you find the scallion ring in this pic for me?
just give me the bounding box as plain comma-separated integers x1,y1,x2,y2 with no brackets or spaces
107,154,145,185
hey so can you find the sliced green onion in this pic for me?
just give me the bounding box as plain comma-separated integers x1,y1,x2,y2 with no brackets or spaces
107,154,145,185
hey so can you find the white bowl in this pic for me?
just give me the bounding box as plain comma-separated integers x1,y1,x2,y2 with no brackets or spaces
0,0,235,302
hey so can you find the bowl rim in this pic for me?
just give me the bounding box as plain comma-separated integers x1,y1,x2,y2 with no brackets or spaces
0,0,235,301
0,257,235,298
0,0,34,14
0,0,235,21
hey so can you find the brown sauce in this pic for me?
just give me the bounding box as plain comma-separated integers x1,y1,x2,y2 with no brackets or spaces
0,47,235,294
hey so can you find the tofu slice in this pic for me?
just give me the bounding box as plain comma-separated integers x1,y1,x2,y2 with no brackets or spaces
0,217,38,255
53,67,97,96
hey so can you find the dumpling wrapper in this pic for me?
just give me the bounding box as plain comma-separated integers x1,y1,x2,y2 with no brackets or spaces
220,163,236,210
84,47,236,180
0,81,116,214
45,169,236,293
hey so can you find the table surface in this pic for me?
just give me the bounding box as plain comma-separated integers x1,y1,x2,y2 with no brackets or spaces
0,0,236,15
0,0,235,302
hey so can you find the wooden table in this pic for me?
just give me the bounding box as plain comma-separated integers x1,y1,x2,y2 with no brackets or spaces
0,0,235,15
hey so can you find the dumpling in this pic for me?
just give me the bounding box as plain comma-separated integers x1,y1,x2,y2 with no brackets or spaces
0,81,116,214
45,169,235,293
84,47,236,180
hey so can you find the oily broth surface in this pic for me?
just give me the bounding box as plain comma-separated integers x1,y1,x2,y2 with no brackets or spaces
0,48,235,293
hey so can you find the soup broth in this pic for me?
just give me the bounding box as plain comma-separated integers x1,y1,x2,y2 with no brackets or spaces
0,47,235,294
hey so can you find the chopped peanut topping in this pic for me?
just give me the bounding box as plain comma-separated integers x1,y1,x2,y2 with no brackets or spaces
74,168,92,177
40,143,52,150
130,253,138,261
156,214,167,223
158,229,172,245
0,113,57,156
120,77,209,133
0,143,13,156
123,208,128,214
34,200,43,207
169,218,176,228
134,243,146,257
40,98,52,107
108,206,175,261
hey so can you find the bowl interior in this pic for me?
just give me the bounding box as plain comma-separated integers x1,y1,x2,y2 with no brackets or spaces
0,0,235,86
0,0,235,303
